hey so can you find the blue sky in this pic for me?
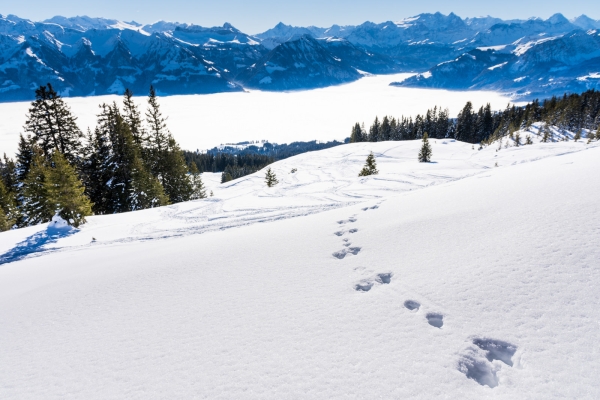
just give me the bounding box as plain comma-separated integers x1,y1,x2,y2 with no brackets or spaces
3,0,599,34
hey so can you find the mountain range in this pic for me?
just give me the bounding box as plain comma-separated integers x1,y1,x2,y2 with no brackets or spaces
0,12,599,101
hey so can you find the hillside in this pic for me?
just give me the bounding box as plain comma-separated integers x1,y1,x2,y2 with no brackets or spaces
1,135,599,398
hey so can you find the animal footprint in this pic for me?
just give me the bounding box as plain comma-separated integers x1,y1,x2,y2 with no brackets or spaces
426,313,444,328
337,217,357,225
404,300,420,311
458,338,518,388
354,272,392,292
332,247,361,259
361,205,380,211
334,229,358,237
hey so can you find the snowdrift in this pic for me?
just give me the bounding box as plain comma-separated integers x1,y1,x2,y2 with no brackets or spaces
1,135,599,399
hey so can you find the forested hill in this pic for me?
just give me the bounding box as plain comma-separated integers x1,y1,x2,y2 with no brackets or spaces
350,90,600,145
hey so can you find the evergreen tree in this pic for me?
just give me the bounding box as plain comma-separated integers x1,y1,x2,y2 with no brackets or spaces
418,133,432,162
189,163,207,200
0,178,17,231
45,152,93,228
368,117,380,142
359,152,378,176
265,167,279,187
574,130,581,142
350,123,364,143
122,88,146,148
129,156,169,210
145,85,170,178
144,86,192,203
15,134,34,181
20,150,54,226
455,102,475,143
0,154,17,195
161,136,194,203
221,170,233,183
24,84,83,164
94,103,167,213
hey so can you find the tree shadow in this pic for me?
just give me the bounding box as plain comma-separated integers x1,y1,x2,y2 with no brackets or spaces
0,227,76,265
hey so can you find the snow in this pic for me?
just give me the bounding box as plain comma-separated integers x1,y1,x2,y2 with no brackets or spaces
1,132,600,398
577,72,600,81
488,62,508,70
513,36,560,56
0,73,520,156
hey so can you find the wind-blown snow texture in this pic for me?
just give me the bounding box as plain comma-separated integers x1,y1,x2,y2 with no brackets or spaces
1,12,599,100
1,130,599,398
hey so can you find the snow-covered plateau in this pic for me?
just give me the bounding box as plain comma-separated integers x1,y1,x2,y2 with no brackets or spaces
1,127,599,399
0,73,520,156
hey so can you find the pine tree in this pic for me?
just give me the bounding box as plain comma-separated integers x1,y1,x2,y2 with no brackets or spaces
359,152,378,176
221,170,233,183
20,150,54,226
144,87,192,203
265,167,279,187
418,132,432,162
94,103,167,213
15,134,34,181
122,88,146,148
189,162,207,200
45,152,93,228
161,136,194,203
129,156,169,210
574,130,581,142
0,178,17,231
456,102,475,143
145,85,169,179
24,84,83,165
350,123,364,143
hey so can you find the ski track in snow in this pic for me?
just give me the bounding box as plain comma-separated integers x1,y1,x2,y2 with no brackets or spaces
1,126,598,266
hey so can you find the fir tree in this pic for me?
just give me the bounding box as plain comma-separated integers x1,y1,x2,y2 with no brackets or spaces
94,103,167,213
359,152,378,176
122,88,146,148
418,133,432,162
15,134,34,182
144,87,192,203
350,123,364,143
160,136,194,203
45,152,93,227
265,167,279,187
20,150,54,226
221,170,233,183
0,178,17,231
24,84,83,164
145,85,169,178
189,162,207,200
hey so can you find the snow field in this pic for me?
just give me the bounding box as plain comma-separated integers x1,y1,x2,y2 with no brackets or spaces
0,73,521,157
1,136,600,398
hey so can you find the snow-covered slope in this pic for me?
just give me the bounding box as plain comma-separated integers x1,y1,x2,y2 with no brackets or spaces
2,12,600,101
1,133,599,398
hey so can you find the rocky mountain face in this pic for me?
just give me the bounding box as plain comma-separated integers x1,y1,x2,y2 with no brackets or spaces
0,12,599,101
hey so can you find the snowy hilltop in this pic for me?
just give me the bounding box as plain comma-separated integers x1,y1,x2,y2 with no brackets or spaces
1,133,600,398
0,12,599,100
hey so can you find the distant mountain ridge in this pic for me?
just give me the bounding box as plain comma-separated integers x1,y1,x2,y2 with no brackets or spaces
0,12,599,101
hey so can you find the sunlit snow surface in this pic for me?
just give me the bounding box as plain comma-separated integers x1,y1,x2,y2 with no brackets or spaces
0,74,521,156
1,127,600,398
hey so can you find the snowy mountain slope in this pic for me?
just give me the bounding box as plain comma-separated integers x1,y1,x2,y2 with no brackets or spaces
393,29,600,98
2,12,600,100
237,35,361,90
1,136,599,399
